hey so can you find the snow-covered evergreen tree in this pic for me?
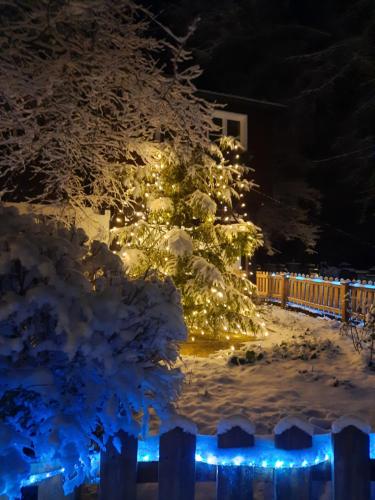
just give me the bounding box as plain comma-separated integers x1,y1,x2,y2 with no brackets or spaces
0,205,186,498
113,139,263,339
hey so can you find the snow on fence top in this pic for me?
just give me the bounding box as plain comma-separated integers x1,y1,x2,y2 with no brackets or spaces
332,415,372,434
217,416,255,435
159,415,198,435
274,416,314,436
351,282,375,289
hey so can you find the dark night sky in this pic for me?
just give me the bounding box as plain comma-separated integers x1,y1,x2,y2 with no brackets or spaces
146,0,375,269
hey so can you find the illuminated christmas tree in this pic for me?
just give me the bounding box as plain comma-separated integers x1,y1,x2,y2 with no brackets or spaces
113,138,263,339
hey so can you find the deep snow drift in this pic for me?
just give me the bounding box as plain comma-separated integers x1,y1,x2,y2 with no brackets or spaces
175,305,375,434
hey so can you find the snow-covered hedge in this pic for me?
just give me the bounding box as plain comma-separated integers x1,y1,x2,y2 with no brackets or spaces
0,205,186,498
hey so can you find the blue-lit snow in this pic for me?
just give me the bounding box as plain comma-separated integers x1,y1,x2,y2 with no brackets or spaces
23,467,64,486
294,276,341,285
352,282,375,289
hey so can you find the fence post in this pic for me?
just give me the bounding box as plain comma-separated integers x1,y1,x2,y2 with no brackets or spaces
21,486,38,499
280,274,289,308
255,271,260,293
274,418,313,500
263,272,270,298
36,475,80,500
340,282,349,322
332,418,371,500
158,425,196,500
100,430,138,500
217,418,254,500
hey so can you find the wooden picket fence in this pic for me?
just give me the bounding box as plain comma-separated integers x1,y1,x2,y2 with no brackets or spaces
256,271,375,321
21,418,375,500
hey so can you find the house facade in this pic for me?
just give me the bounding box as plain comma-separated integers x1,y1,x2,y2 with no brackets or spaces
199,89,287,193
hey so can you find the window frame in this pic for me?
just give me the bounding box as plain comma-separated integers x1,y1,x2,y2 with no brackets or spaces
212,110,248,151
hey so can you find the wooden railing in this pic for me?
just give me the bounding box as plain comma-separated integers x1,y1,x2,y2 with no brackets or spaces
21,416,375,500
256,271,375,321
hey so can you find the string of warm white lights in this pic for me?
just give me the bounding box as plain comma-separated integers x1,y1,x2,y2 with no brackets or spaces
108,138,263,340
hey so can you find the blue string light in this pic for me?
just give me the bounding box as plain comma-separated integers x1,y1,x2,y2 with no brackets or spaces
191,434,333,469
286,301,342,318
19,432,375,488
351,282,375,290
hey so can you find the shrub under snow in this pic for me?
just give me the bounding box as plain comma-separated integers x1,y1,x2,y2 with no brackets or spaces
0,205,186,498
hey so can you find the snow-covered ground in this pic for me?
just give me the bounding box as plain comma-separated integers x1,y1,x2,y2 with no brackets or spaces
175,305,375,434
136,306,374,499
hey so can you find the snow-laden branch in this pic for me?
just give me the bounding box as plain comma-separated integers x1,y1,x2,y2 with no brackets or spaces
0,0,216,213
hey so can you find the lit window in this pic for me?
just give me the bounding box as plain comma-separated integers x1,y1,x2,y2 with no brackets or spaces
210,111,248,150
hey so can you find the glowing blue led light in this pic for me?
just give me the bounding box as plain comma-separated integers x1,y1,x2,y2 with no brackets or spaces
275,460,284,469
143,433,330,469
233,456,244,466
370,434,375,458
207,454,218,465
302,460,308,467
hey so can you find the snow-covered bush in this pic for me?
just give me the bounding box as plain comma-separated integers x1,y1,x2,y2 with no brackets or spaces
0,205,186,498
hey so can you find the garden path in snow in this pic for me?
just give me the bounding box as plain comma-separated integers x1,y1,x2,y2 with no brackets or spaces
176,305,375,434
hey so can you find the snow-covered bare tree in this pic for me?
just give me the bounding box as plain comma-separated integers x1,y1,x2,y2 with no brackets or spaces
254,180,320,255
0,205,186,498
0,0,215,212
